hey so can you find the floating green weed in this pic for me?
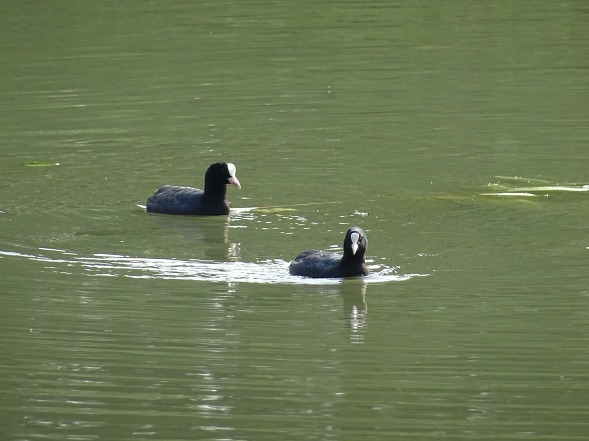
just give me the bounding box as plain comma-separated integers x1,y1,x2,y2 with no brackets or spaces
25,161,60,167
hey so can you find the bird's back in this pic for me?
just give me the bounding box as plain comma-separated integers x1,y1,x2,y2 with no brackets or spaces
289,250,347,278
146,185,224,215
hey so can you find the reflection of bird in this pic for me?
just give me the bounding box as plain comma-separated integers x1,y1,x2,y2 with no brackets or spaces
145,213,238,261
340,282,368,343
289,227,369,278
146,162,241,215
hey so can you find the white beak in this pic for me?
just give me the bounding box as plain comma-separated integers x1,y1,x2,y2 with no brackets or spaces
227,163,241,189
350,232,360,255
228,176,241,189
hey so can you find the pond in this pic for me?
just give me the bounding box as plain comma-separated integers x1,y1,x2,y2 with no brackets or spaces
1,1,588,440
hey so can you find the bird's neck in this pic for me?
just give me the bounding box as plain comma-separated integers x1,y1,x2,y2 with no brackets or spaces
342,250,364,262
204,180,227,199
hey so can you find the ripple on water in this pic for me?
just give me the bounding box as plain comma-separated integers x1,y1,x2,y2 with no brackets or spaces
0,247,421,285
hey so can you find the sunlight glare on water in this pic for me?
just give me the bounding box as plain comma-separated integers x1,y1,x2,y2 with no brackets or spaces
0,248,418,285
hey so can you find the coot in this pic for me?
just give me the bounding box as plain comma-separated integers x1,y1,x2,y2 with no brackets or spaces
146,162,241,215
289,227,369,278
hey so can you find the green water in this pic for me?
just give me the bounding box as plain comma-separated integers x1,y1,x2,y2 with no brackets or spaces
1,1,588,440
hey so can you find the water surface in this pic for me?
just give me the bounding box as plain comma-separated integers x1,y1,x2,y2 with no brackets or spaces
1,1,588,440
